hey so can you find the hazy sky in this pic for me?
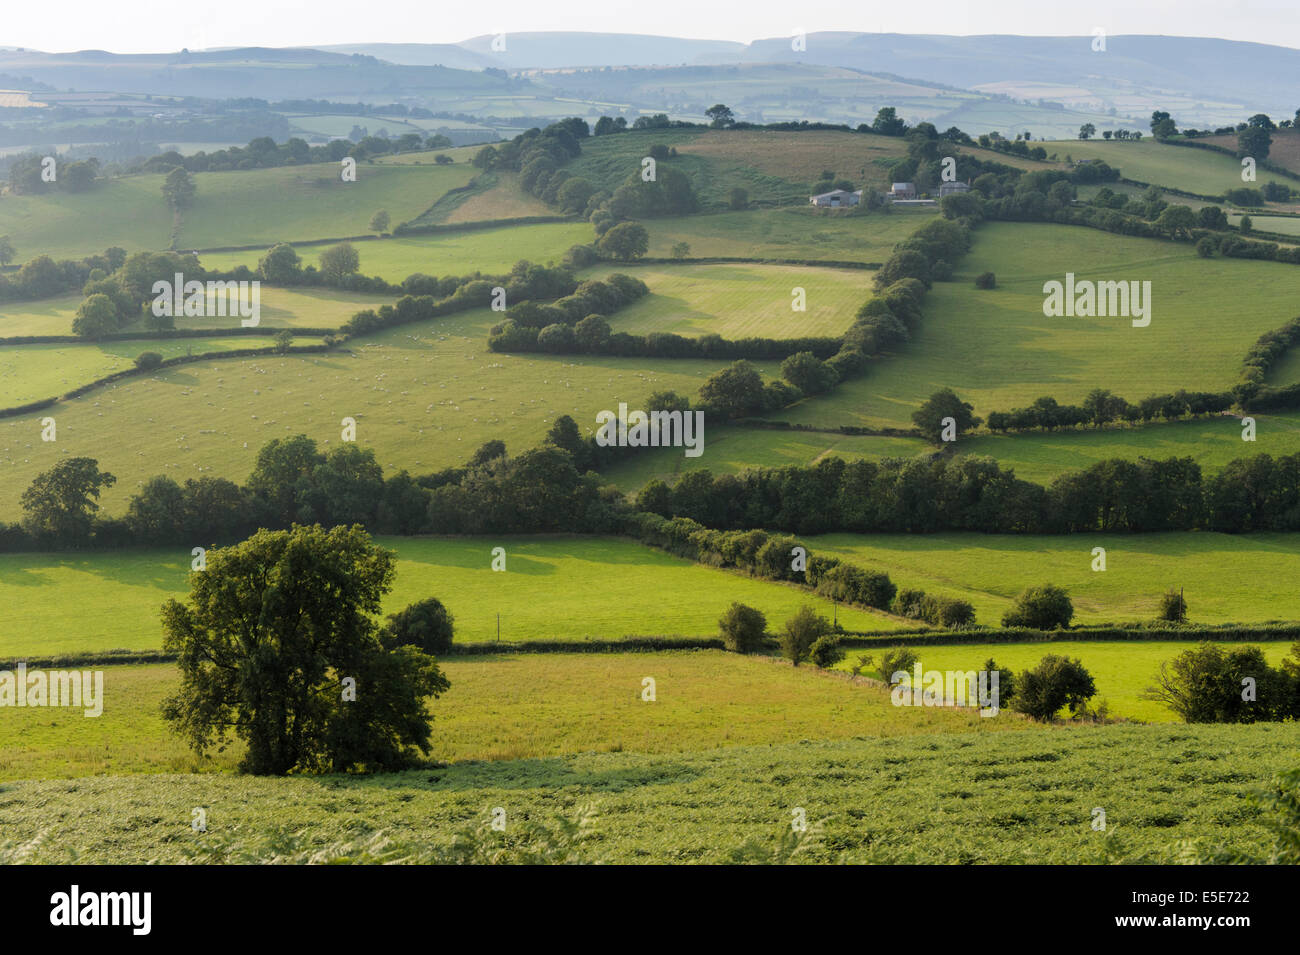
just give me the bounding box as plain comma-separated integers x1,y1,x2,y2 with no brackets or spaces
4,0,1298,54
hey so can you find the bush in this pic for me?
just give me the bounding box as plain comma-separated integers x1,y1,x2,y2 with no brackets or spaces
383,597,455,655
974,271,996,289
719,602,767,653
779,606,830,666
1002,584,1074,629
1011,655,1096,721
878,646,918,683
809,634,845,669
1144,642,1294,723
134,351,163,370
1157,588,1188,623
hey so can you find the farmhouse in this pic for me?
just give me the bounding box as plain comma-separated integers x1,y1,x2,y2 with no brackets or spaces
888,182,917,200
809,188,862,207
938,181,971,197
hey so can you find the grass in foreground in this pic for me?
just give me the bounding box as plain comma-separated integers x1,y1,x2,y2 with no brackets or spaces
2,723,1294,862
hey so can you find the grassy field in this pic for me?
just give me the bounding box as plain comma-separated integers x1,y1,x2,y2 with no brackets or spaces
779,222,1300,431
583,262,868,338
0,174,175,261
176,162,476,249
1206,129,1300,176
0,305,780,517
0,163,476,264
1229,212,1300,235
0,287,391,338
812,531,1300,627
601,425,928,490
0,535,899,660
197,220,594,280
1044,138,1247,196
955,412,1300,484
0,651,1009,781
832,640,1296,723
640,207,934,261
0,334,328,405
2,723,1294,862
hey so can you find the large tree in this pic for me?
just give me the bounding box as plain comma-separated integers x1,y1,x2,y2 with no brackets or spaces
162,166,196,210
912,388,981,442
20,457,117,544
161,524,450,775
319,242,361,283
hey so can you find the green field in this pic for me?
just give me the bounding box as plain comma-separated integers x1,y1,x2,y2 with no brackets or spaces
812,531,1300,626
1229,213,1300,235
0,651,1009,780
0,305,781,517
584,262,868,338
834,640,1296,723
0,334,328,405
1045,139,1247,196
2,723,1294,863
197,220,594,280
601,425,927,490
780,222,1300,431
955,412,1300,484
640,207,933,260
0,162,477,264
0,535,899,660
0,287,391,338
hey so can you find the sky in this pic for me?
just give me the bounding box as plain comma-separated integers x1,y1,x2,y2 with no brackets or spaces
2,0,1298,54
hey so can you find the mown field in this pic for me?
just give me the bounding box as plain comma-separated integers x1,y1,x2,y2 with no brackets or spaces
0,306,780,517
3,723,1294,863
196,220,594,280
812,531,1300,627
833,640,1296,723
0,174,175,261
640,207,933,260
0,535,898,660
0,651,1006,781
583,262,868,338
780,222,1300,431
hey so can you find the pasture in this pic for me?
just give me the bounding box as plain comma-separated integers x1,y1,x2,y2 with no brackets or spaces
3,723,1295,863
833,640,1296,723
583,262,868,338
0,305,779,517
812,531,1300,627
640,207,933,261
1046,138,1247,196
196,220,594,280
601,425,927,490
0,535,898,660
0,650,1004,781
779,222,1300,430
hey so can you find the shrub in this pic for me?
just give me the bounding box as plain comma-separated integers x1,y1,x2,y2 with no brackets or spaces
809,634,845,669
1157,588,1188,623
134,351,163,370
779,606,830,666
383,597,455,655
1002,584,1074,629
1011,655,1096,721
719,602,767,654
878,646,919,683
974,271,996,289
1144,642,1294,722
